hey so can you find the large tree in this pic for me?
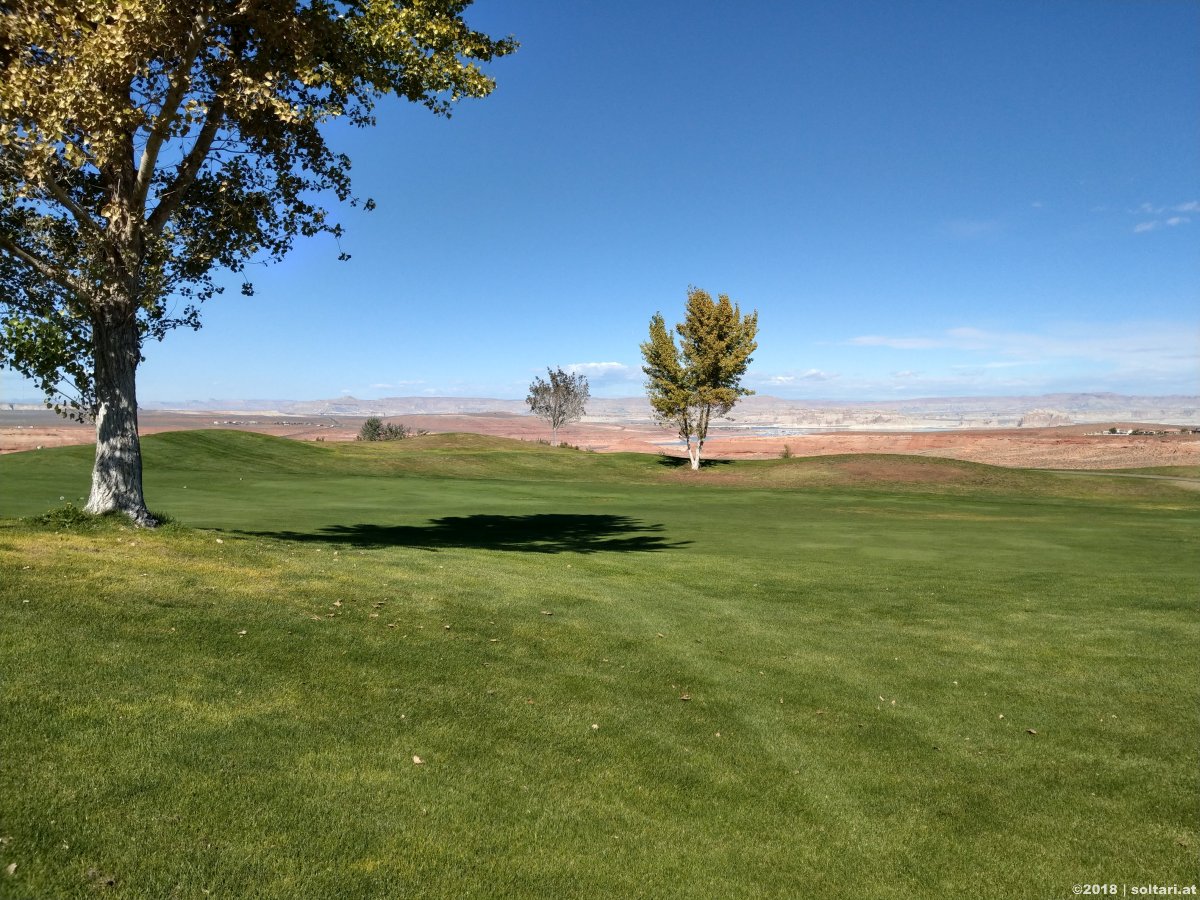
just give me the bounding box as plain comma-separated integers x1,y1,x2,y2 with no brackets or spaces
0,0,515,524
640,286,758,470
526,365,589,447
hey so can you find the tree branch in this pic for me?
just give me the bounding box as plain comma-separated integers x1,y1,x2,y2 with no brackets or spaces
0,233,82,297
146,94,225,235
39,166,105,241
133,14,210,211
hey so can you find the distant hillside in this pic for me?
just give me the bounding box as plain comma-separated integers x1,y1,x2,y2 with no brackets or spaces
135,392,1200,429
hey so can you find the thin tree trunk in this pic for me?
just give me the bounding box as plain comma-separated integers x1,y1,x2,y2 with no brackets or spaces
84,309,156,525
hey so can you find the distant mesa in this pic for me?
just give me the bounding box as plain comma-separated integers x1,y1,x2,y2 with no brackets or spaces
134,392,1200,430
1017,408,1073,427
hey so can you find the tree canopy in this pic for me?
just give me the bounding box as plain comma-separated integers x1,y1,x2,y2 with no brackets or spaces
0,0,515,523
640,287,758,469
526,366,589,446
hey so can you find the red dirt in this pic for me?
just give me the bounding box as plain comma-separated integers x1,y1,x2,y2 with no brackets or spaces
2,410,1197,470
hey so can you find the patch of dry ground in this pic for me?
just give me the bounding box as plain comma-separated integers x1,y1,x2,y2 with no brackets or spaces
2,410,1197,470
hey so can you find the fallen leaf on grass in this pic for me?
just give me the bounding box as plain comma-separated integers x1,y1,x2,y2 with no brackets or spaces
679,694,692,701
86,868,115,887
1026,729,1038,735
4,863,15,877
412,756,423,765
237,630,247,636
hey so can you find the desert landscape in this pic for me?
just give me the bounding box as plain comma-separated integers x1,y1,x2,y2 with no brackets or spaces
3,404,1198,470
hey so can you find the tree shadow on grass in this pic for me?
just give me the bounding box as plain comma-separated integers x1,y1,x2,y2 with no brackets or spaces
238,513,689,553
655,455,734,469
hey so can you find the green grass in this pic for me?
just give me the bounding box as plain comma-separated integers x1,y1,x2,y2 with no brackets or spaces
1,432,1197,898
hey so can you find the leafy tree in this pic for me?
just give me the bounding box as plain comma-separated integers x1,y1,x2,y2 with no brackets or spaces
640,287,758,470
357,417,384,442
526,366,589,446
0,0,515,525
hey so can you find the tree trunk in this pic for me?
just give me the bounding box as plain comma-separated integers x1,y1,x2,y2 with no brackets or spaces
84,310,156,526
687,440,701,470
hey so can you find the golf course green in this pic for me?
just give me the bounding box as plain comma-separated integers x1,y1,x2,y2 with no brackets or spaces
2,431,1196,898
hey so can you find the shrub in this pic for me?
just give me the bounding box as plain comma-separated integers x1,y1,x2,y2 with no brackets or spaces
28,502,96,529
780,444,793,459
357,418,414,441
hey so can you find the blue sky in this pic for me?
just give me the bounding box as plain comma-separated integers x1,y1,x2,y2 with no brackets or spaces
8,0,1198,403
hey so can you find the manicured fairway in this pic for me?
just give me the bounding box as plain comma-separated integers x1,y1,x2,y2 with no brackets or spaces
1,432,1197,898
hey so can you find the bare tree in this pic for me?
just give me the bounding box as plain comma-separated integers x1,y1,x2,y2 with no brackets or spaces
527,367,589,446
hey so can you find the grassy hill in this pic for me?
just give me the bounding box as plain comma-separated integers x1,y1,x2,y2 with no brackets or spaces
1,432,1197,897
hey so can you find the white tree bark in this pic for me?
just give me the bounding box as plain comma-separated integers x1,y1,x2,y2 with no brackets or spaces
84,310,156,526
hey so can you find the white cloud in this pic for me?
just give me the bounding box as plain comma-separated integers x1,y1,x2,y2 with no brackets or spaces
1131,201,1196,233
369,381,424,389
565,361,638,380
845,323,1199,386
761,369,835,386
977,360,1036,370
850,335,945,350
